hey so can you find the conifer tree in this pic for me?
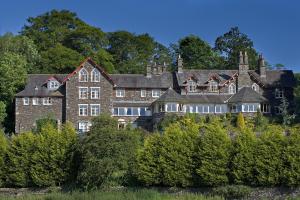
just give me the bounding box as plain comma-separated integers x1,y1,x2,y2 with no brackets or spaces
236,112,245,130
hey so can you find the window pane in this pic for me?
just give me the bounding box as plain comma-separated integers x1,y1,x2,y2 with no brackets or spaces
133,108,139,115
114,108,118,115
140,107,146,116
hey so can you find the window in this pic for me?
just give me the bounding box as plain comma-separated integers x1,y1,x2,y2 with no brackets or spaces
275,88,284,98
140,107,146,116
275,106,282,114
209,81,218,92
141,89,146,97
90,87,100,99
23,97,29,105
203,105,209,113
78,121,91,133
79,87,88,99
215,105,222,113
187,80,197,92
261,103,270,113
43,97,52,105
79,104,88,116
229,83,236,94
79,68,88,82
252,83,259,92
230,105,238,113
116,89,125,97
113,107,149,116
91,68,100,82
152,89,160,97
90,104,100,116
32,98,39,105
166,103,177,112
49,81,60,90
242,104,258,112
187,105,197,113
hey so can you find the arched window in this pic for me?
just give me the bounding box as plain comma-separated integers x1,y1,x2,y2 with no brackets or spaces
91,68,100,82
79,68,88,82
252,83,259,92
209,81,218,92
228,83,236,94
187,80,196,92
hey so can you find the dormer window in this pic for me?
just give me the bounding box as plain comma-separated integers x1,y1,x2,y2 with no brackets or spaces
91,68,100,82
209,81,218,92
228,83,236,94
252,83,259,92
275,88,284,98
79,68,88,82
48,80,60,90
187,80,196,93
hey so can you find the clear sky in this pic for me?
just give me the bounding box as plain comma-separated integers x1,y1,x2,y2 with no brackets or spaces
0,0,299,72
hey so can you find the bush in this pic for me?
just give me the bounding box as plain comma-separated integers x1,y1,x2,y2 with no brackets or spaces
253,125,285,186
231,128,256,185
0,130,8,186
30,122,77,186
5,132,36,187
212,185,252,199
236,113,245,130
195,118,232,186
77,114,141,190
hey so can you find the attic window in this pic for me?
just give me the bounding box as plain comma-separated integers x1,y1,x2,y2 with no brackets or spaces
209,81,218,92
252,83,259,92
91,68,100,82
187,80,196,93
228,83,236,94
49,80,60,90
79,68,88,82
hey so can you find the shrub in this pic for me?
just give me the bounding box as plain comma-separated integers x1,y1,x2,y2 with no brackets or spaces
30,122,77,186
253,125,285,186
5,132,36,187
159,118,200,187
231,128,256,185
195,118,232,186
236,113,245,130
77,114,141,190
0,130,8,186
212,185,252,199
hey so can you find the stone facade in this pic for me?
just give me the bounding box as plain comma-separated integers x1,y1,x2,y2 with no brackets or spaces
15,54,296,133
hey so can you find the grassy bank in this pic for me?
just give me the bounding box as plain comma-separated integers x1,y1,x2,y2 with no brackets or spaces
0,189,223,200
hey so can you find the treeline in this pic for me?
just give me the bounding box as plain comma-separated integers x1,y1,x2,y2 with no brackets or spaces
1,113,299,189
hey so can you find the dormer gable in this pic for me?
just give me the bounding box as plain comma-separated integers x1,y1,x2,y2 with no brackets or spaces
46,77,61,90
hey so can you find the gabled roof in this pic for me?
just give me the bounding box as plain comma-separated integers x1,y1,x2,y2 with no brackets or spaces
62,57,115,85
154,88,185,103
110,72,173,88
227,87,268,103
15,74,66,97
249,70,296,87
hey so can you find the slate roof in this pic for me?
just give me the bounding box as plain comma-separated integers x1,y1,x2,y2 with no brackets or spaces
110,72,173,88
15,74,66,97
227,87,268,103
185,94,232,104
154,88,186,103
249,70,296,87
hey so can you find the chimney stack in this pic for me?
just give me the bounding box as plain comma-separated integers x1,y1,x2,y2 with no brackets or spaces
177,54,183,73
146,64,152,78
258,54,266,79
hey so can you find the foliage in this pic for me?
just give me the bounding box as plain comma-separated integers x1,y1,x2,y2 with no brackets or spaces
253,125,285,186
35,117,58,133
195,118,232,186
5,132,36,187
108,31,171,74
282,126,300,186
212,185,252,200
156,113,181,132
77,114,141,190
253,110,269,132
214,27,259,69
174,35,224,69
0,130,8,186
231,129,256,185
30,122,77,186
0,101,7,128
236,113,245,130
279,96,296,126
159,118,200,187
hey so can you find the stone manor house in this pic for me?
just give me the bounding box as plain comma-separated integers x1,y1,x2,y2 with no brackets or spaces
15,52,296,133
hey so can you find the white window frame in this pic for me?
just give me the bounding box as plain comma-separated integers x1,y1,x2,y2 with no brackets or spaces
32,98,39,105
275,88,284,99
166,103,178,112
42,97,52,105
252,83,259,92
79,68,88,82
78,104,88,116
141,89,146,97
116,89,125,97
90,104,100,116
261,103,270,113
209,81,218,92
228,83,236,94
79,87,89,99
23,97,30,105
187,80,197,93
49,80,60,90
91,68,100,82
215,105,222,113
78,121,91,133
152,89,160,97
90,87,100,99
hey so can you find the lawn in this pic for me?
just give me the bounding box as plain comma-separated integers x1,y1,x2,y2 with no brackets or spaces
0,189,223,200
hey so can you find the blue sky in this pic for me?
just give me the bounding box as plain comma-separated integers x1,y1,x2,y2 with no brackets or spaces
0,0,299,72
